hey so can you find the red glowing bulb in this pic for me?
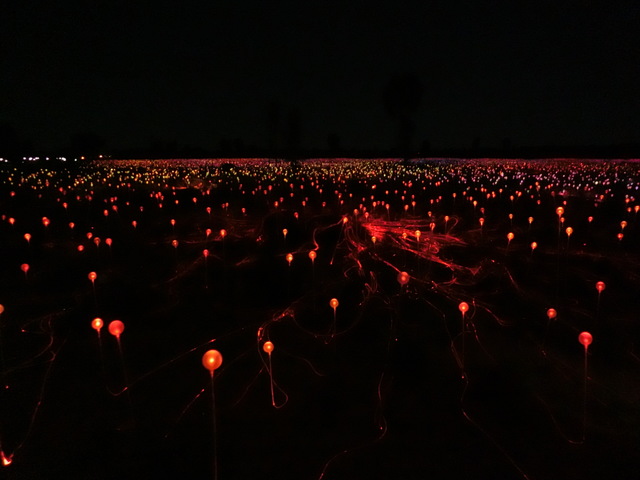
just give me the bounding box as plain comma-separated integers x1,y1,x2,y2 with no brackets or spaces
397,271,410,286
459,302,469,314
88,271,97,282
579,331,593,348
263,341,274,354
91,317,104,332
108,320,125,338
202,349,223,373
596,281,605,293
546,308,557,320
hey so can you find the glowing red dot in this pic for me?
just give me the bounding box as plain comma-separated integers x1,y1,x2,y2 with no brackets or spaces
108,320,125,338
202,349,223,373
91,318,104,332
579,331,593,348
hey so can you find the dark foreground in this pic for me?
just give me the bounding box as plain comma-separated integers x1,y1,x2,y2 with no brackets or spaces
0,158,639,479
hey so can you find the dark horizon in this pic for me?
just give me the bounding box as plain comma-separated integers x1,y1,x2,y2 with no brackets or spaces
2,1,639,158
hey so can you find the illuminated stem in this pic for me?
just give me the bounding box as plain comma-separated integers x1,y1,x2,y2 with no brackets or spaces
583,348,588,442
461,313,466,375
268,353,275,407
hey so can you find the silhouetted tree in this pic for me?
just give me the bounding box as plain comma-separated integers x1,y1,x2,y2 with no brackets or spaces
383,73,423,158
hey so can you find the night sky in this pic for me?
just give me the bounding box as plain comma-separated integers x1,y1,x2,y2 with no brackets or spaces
2,1,639,155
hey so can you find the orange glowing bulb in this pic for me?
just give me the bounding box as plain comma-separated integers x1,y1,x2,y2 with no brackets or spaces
91,317,104,332
620,221,627,230
172,239,178,248
0,305,4,314
308,250,317,261
459,302,469,314
565,227,573,237
531,241,538,251
108,320,125,338
578,331,592,348
507,232,514,241
546,308,557,320
286,253,293,265
263,341,274,354
528,216,534,224
329,298,339,310
556,207,564,216
24,233,31,242
397,271,410,286
220,229,227,238
88,271,97,282
371,236,377,244
202,349,223,373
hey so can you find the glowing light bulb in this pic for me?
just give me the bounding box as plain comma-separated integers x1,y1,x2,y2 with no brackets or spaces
329,298,339,310
459,302,469,314
202,349,223,374
397,271,410,286
108,320,124,338
546,308,557,320
263,341,274,354
596,281,605,293
91,317,104,332
579,331,592,348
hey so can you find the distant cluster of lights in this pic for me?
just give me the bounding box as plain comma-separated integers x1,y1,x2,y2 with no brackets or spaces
21,156,74,162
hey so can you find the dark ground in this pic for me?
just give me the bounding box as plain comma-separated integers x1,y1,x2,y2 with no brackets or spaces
0,158,639,479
